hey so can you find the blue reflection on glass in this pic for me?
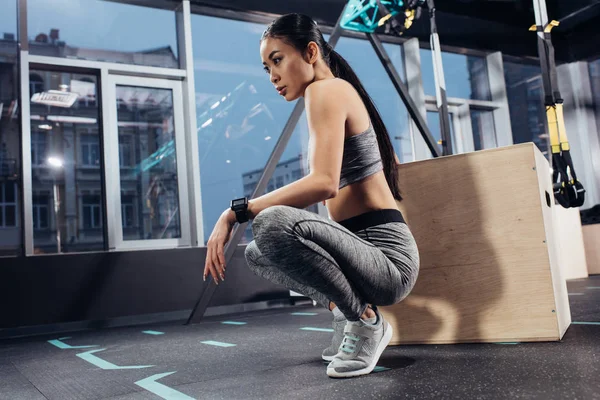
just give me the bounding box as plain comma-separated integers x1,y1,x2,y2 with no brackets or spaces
421,49,491,101
28,0,178,68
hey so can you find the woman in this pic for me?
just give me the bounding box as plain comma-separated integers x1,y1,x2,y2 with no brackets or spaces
203,13,420,378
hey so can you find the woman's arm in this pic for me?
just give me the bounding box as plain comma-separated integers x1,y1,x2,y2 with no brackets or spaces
241,80,346,221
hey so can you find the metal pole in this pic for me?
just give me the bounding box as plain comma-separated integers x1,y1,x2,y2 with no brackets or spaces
186,14,346,325
53,179,61,253
426,0,452,156
366,33,441,158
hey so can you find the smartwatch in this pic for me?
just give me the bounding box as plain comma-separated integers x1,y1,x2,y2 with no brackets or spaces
230,197,249,224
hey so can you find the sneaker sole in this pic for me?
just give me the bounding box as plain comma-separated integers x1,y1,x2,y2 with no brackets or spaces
322,354,335,362
326,321,393,378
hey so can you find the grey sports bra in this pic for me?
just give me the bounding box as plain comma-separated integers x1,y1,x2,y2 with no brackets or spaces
338,122,383,190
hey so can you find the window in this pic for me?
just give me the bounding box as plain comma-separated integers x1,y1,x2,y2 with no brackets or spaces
29,74,44,95
191,15,407,244
30,69,105,253
0,0,21,256
503,60,548,156
421,49,492,101
32,193,49,230
334,36,411,162
82,195,102,229
80,134,101,166
119,135,133,167
426,111,456,154
115,85,182,241
121,195,135,228
0,183,17,228
276,176,284,188
31,131,47,166
0,0,21,254
28,0,179,68
192,15,301,245
471,110,497,150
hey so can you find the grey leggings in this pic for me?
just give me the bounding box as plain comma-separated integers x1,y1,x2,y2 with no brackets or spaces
244,205,420,321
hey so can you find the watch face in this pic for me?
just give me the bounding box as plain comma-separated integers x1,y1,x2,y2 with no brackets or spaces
233,199,246,206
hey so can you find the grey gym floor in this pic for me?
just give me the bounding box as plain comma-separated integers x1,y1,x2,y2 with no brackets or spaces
1,276,599,400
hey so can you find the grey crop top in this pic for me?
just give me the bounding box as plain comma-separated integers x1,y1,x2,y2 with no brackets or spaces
338,122,383,189
307,122,383,190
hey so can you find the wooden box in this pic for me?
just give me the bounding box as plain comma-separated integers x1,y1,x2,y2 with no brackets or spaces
381,143,571,345
582,224,600,275
553,206,588,280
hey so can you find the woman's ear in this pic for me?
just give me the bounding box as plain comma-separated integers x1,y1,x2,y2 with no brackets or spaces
304,41,320,64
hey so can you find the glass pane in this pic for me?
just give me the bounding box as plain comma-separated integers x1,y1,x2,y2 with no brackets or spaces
28,0,178,68
115,85,181,241
502,60,548,158
426,111,456,155
334,37,412,163
0,1,21,254
192,15,298,245
471,110,497,151
30,69,105,254
5,182,15,202
5,205,16,227
421,49,491,101
192,15,411,245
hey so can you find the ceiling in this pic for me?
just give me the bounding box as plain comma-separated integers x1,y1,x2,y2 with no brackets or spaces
189,0,600,63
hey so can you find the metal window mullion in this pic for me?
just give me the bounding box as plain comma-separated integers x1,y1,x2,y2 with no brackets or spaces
486,51,513,147
27,55,186,80
457,103,475,153
101,69,121,250
177,0,204,246
402,37,429,161
20,50,34,255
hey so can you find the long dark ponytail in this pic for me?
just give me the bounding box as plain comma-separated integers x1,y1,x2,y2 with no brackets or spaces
262,13,403,202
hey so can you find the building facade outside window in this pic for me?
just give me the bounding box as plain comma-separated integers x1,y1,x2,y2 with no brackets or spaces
0,0,21,255
420,48,499,155
27,0,179,68
29,69,105,254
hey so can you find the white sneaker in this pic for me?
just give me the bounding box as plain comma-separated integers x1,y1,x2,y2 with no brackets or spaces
326,307,393,378
322,308,347,362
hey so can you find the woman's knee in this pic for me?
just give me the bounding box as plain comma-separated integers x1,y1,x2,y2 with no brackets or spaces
252,205,293,239
244,240,261,271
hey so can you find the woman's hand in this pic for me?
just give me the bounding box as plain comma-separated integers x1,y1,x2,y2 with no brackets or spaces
204,209,236,284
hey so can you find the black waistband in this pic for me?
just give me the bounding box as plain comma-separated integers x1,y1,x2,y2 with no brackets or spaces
337,209,406,233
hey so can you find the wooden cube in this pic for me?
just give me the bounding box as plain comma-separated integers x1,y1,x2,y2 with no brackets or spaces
381,143,571,345
553,206,588,280
582,224,600,275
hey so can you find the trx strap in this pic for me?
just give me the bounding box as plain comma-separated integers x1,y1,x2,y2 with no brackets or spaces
529,17,585,208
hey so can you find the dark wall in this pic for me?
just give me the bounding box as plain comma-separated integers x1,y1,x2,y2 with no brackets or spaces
0,245,290,332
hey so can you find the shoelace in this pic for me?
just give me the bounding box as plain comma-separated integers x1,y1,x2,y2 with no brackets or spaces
340,333,361,354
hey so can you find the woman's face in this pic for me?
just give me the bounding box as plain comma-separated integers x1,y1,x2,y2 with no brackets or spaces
260,37,316,101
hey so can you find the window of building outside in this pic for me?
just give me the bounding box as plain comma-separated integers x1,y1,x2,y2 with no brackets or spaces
421,49,492,101
28,0,179,68
29,69,105,254
589,58,600,142
421,49,497,154
114,85,182,242
503,59,548,157
192,14,411,245
0,1,21,255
